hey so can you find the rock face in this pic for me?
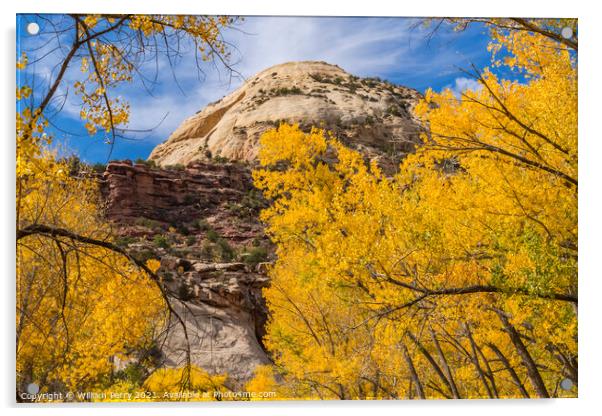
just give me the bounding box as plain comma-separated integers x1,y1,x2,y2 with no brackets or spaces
99,160,271,384
157,261,271,383
149,61,423,172
100,160,260,238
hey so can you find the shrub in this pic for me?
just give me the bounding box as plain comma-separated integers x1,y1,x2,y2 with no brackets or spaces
242,189,266,211
200,242,215,260
243,246,268,267
115,236,136,248
309,73,325,83
91,162,107,173
135,217,161,229
135,158,157,168
153,235,170,249
197,219,211,231
182,194,197,205
217,239,235,262
178,282,194,301
176,223,191,235
213,156,230,164
206,229,219,243
271,86,302,96
386,105,402,117
165,164,185,171
226,202,242,213
114,362,148,386
346,82,359,93
133,249,157,264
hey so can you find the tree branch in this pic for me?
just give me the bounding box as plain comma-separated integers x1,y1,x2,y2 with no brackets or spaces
16,223,192,367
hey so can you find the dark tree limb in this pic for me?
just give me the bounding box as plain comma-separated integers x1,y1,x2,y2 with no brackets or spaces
494,308,550,398
510,18,577,51
407,331,457,399
465,324,495,398
429,327,461,398
487,342,531,398
16,223,192,368
401,342,425,399
368,267,578,305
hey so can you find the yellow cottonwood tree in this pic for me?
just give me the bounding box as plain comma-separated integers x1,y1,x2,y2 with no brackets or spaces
16,123,168,396
16,14,237,400
17,60,168,395
251,20,577,399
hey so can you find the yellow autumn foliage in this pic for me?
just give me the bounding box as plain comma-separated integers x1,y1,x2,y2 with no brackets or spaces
251,21,577,399
71,14,234,139
16,14,239,400
143,366,229,401
16,147,168,395
16,120,168,395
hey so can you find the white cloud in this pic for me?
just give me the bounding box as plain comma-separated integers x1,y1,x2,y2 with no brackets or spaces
225,17,466,81
122,79,228,140
448,76,483,97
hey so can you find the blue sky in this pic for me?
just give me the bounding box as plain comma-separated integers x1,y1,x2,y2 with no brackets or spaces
17,15,492,163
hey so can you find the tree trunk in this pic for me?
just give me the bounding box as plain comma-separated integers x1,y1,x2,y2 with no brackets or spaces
465,324,495,398
407,331,457,398
494,309,550,398
487,342,531,398
401,342,425,399
429,327,461,398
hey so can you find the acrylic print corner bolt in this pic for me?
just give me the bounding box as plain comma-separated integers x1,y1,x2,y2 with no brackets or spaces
16,14,577,402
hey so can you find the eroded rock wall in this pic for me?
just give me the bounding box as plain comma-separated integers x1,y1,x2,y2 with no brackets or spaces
100,160,271,384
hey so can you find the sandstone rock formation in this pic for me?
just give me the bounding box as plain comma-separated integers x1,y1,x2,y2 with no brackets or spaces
157,260,271,383
99,161,271,384
149,61,423,172
100,160,262,241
